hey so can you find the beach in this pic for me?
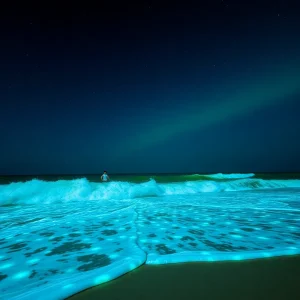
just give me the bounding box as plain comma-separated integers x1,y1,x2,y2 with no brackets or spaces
68,255,300,300
1,173,300,299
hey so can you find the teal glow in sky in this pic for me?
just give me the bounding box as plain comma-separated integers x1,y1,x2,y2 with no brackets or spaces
1,1,300,174
118,61,300,156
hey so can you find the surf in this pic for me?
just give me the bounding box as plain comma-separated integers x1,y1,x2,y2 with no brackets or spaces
1,174,300,205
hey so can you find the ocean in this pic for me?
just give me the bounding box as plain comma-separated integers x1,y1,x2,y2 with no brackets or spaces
0,173,300,299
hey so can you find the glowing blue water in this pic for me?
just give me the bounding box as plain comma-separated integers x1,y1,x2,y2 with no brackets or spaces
0,176,300,299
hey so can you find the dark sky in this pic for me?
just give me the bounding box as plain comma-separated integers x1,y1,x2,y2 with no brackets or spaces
1,1,300,175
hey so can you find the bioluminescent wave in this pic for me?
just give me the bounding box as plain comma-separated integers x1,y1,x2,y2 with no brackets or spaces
0,174,299,299
1,174,300,204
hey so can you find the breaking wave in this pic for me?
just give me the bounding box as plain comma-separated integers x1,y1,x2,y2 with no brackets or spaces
1,174,300,205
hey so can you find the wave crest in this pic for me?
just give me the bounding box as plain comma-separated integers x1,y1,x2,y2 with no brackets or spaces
1,177,300,205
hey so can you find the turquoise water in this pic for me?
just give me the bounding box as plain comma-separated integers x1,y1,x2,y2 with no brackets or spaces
2,172,300,184
0,173,300,299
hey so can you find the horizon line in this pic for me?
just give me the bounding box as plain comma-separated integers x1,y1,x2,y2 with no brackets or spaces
1,171,300,176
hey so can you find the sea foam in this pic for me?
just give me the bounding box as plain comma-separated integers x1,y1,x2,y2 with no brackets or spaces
1,176,300,205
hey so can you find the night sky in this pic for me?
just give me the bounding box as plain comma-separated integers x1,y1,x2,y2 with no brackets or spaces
1,1,300,175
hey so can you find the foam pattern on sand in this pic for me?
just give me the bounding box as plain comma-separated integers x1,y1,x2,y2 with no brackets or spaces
0,202,146,299
136,192,300,263
0,184,300,299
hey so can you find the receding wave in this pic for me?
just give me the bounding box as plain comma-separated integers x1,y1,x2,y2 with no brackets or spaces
1,176,300,205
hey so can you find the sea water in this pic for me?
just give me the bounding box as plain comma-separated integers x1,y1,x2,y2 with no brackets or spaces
0,173,299,299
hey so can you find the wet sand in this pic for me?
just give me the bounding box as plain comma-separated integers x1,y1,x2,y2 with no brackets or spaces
67,255,300,300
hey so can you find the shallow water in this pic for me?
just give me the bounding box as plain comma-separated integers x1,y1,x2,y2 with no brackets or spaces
0,174,300,299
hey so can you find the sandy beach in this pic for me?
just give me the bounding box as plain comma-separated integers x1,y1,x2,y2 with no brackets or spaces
68,255,300,300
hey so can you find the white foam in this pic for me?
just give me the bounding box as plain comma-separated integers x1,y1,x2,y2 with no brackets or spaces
201,173,255,179
0,188,299,299
1,177,300,205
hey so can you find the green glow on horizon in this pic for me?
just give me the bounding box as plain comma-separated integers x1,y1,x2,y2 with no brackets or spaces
120,61,300,154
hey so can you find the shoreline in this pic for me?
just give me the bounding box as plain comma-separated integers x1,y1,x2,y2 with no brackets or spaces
67,255,300,300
